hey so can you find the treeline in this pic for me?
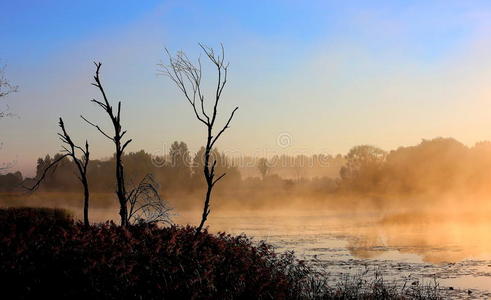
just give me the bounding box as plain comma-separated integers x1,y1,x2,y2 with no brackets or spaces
4,137,491,209
2,141,345,195
338,137,491,196
18,142,241,196
0,171,22,192
236,154,345,179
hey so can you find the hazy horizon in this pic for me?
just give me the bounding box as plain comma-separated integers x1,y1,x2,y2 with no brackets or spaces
5,135,491,178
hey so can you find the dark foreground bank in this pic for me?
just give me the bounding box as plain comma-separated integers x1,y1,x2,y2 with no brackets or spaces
0,208,440,299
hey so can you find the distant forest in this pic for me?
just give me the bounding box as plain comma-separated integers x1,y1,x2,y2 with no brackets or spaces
3,137,491,209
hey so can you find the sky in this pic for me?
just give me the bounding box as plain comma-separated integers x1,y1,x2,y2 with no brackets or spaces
2,0,491,176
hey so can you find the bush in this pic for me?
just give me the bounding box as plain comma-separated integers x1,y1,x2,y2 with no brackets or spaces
0,208,307,299
0,208,440,299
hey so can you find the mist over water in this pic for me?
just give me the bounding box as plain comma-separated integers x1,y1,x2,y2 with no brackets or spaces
176,208,491,297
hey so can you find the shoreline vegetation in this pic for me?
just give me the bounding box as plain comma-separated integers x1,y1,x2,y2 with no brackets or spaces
0,207,442,299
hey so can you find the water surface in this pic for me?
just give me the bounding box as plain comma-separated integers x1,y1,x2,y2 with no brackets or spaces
173,210,491,299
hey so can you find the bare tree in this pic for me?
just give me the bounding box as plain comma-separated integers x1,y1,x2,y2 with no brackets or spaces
161,44,238,233
0,63,18,171
25,118,91,226
127,174,173,225
0,64,18,102
82,62,132,227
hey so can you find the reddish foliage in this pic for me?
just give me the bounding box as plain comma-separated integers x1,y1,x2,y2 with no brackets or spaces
0,208,307,299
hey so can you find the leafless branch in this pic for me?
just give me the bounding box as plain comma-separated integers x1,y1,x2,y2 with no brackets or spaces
160,44,238,234
23,153,69,192
211,106,238,148
80,115,114,141
212,173,226,186
127,174,173,225
23,117,91,225
83,62,131,227
0,64,18,99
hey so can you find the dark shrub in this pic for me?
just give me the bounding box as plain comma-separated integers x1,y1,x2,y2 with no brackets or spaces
0,208,309,299
0,208,441,299
0,207,73,224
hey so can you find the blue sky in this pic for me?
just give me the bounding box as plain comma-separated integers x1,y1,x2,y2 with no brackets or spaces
2,0,491,175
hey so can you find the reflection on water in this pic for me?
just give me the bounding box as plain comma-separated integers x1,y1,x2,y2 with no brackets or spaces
172,210,491,297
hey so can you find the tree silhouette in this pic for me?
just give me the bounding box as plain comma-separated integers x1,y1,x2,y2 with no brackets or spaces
0,64,18,103
257,158,269,179
341,145,386,178
82,62,132,227
339,145,386,193
169,141,191,169
0,63,18,171
127,174,173,225
25,118,91,226
161,44,238,233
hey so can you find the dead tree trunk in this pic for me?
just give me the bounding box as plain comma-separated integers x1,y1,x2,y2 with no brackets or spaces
82,62,132,227
161,44,238,234
58,118,90,226
82,171,90,225
25,117,90,226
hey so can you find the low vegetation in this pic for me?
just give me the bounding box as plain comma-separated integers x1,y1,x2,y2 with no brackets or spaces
0,208,441,299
